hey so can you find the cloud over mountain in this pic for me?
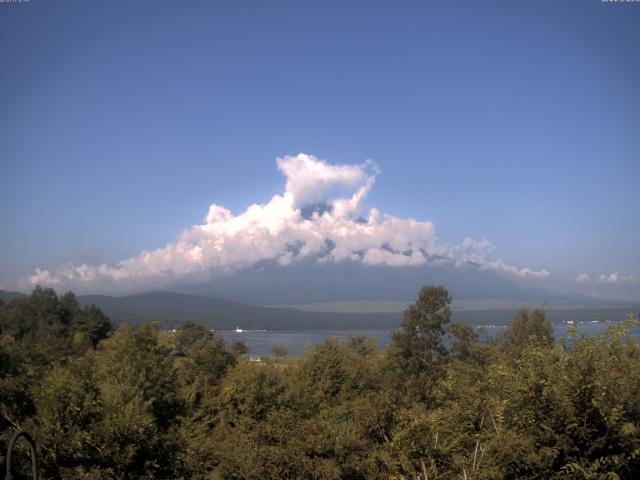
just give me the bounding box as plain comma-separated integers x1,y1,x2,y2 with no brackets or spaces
27,154,550,291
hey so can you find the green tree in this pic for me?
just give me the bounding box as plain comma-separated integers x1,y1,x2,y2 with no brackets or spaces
389,284,452,403
32,359,102,478
448,321,483,363
174,320,236,409
502,308,554,357
72,304,112,347
88,323,184,478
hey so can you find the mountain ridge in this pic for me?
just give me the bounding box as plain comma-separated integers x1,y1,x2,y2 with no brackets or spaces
2,289,637,331
174,261,631,305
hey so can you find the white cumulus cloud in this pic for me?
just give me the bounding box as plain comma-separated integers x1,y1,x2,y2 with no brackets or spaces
28,268,62,286
26,153,552,291
575,273,591,284
597,271,635,285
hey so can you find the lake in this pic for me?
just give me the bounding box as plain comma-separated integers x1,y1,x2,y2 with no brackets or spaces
220,321,640,357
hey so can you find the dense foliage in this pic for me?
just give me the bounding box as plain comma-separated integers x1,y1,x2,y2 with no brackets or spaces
1,286,639,479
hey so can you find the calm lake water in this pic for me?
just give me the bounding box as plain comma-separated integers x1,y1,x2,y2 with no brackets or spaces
220,322,640,357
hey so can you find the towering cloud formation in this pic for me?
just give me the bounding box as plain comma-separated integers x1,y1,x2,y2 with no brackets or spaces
28,154,550,291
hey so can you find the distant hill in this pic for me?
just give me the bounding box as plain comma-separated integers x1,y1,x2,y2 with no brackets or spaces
76,291,402,330
176,260,629,306
75,291,640,330
3,288,637,331
0,289,27,303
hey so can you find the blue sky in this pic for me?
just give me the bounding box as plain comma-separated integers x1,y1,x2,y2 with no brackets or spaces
1,0,639,299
